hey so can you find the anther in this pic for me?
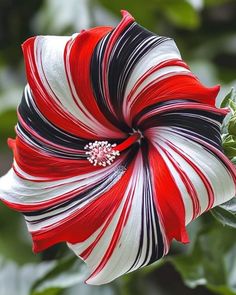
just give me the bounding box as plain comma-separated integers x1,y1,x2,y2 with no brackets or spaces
84,132,141,167
84,141,120,167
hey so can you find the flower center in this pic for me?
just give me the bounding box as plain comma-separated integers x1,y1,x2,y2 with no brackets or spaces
84,141,120,167
84,132,141,167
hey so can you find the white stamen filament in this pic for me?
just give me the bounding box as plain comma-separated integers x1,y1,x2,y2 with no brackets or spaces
84,141,120,167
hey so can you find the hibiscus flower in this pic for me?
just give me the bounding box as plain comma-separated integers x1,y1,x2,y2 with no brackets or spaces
0,10,235,285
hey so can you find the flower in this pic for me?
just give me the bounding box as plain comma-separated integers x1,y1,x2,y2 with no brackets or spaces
0,10,236,285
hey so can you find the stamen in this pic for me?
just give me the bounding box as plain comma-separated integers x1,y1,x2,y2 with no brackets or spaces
85,132,141,166
84,141,120,167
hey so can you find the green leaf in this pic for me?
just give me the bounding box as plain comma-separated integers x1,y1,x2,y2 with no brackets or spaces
222,134,236,159
231,157,236,165
229,100,236,114
221,88,236,158
220,198,236,214
211,198,236,229
223,135,236,146
220,88,236,108
228,115,236,136
169,222,236,294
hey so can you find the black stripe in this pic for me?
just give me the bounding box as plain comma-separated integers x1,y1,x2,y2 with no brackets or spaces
90,22,170,132
23,143,140,219
137,101,224,151
18,88,88,152
128,140,164,271
18,88,126,159
133,99,197,127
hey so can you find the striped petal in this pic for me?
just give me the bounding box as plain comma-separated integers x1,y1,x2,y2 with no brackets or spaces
0,11,235,285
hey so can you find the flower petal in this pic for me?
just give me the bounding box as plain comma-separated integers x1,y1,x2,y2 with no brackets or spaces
22,30,124,139
0,10,236,286
69,148,165,285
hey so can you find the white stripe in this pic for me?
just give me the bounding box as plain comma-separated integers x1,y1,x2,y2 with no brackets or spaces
146,126,235,221
26,168,126,231
123,38,183,121
34,36,121,138
82,151,161,285
0,157,125,205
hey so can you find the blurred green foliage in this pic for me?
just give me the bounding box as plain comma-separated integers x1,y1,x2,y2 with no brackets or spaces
0,0,236,294
170,218,236,295
211,198,236,229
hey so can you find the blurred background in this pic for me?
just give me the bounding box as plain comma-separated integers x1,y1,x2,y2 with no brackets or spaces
0,0,236,294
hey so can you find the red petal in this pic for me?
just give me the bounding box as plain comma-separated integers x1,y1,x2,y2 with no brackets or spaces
67,28,125,138
130,74,220,121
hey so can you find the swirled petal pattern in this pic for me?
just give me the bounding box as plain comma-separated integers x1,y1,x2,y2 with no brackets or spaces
0,11,236,285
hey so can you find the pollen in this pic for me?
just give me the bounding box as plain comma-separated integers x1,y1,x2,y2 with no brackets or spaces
84,141,120,167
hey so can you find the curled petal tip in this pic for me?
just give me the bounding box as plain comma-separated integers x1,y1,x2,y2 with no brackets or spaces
120,9,135,21
220,107,231,115
7,138,15,149
21,36,35,51
1,9,236,286
213,84,221,96
180,228,190,244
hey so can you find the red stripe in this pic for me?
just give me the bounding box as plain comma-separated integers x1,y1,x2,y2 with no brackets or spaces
85,152,140,281
160,147,200,220
116,132,140,152
31,159,135,253
22,36,108,140
10,137,98,180
164,140,215,212
124,59,189,124
130,74,220,121
148,142,189,244
170,129,236,191
66,28,125,138
81,175,134,262
1,185,85,212
85,192,133,282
